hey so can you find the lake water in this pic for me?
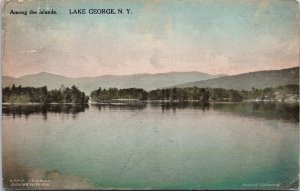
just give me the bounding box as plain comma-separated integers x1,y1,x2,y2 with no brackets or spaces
2,102,299,189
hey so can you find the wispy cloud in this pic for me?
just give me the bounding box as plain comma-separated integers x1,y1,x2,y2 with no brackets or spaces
3,0,299,77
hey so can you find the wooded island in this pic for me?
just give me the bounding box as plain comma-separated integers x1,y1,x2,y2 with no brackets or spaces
2,84,298,104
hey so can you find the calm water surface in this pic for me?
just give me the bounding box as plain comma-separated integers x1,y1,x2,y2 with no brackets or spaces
2,102,299,189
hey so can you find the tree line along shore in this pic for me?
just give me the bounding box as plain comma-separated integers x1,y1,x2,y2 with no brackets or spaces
2,84,299,104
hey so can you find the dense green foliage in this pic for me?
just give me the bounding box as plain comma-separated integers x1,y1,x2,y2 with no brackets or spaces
2,85,89,104
210,88,243,102
3,84,298,104
148,87,210,102
148,87,245,102
91,87,148,102
91,87,239,102
206,84,298,102
240,84,299,101
91,84,299,103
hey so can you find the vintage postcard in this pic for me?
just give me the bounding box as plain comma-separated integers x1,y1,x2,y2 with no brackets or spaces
1,0,299,190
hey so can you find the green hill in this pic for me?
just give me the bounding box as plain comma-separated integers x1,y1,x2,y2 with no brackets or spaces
176,67,299,90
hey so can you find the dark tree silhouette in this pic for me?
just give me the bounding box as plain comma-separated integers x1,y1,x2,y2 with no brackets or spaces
2,84,89,104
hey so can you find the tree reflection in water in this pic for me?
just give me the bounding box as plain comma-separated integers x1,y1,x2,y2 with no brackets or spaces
3,101,298,123
2,104,89,120
211,102,299,123
159,102,210,113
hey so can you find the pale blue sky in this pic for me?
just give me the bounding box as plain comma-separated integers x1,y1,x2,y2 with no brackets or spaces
3,0,299,77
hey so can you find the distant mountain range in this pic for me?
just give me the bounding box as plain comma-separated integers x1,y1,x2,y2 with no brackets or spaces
3,67,299,94
3,72,224,94
176,67,299,90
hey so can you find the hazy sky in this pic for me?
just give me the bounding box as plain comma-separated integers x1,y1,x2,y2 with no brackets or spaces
3,0,299,77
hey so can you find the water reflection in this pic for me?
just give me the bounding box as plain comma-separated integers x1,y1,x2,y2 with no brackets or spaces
2,104,88,120
158,102,210,112
2,101,299,189
2,102,299,123
91,103,147,111
211,102,299,123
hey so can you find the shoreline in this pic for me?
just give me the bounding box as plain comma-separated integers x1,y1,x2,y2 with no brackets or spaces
3,99,298,106
2,102,88,106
